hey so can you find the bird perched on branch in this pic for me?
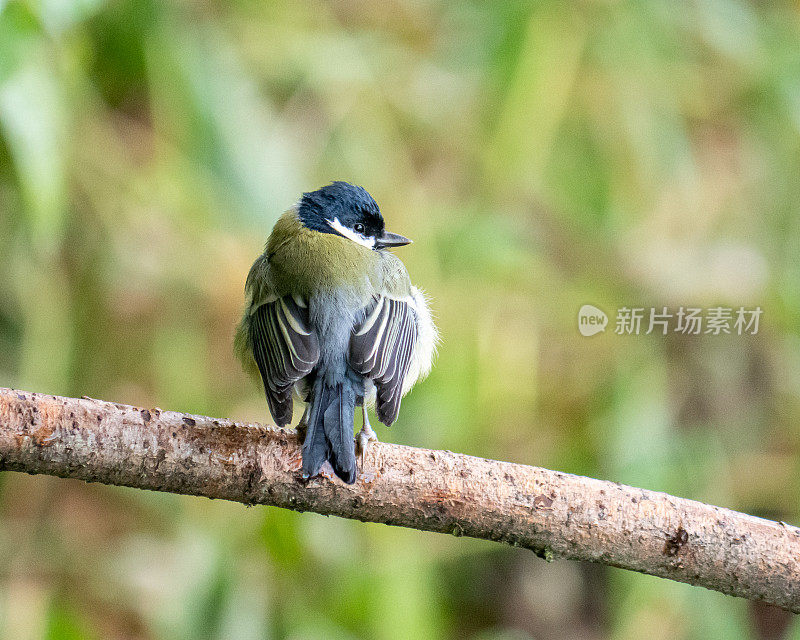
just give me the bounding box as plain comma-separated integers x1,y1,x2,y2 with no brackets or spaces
235,182,438,484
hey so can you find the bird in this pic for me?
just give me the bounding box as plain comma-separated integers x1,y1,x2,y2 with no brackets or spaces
235,182,438,484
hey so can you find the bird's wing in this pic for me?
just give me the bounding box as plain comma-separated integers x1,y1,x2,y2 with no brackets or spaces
350,294,419,425
249,295,320,427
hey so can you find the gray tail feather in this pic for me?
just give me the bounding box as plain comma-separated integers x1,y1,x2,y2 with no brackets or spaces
302,377,357,484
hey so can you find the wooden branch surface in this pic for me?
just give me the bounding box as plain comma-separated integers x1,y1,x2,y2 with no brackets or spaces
0,388,798,612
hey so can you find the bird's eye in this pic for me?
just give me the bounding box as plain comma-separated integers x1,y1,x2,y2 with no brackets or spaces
354,223,365,234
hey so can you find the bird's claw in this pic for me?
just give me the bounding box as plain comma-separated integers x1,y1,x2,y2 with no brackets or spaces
295,406,309,445
356,421,378,474
295,422,307,445
357,425,378,453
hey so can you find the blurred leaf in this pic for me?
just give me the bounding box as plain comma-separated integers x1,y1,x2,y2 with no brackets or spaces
0,33,68,251
485,4,586,194
146,13,304,224
45,600,96,640
37,0,107,35
259,507,304,569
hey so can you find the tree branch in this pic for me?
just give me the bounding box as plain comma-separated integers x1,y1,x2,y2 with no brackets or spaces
0,388,798,611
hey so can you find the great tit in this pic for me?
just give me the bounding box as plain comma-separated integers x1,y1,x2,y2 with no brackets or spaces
235,182,437,484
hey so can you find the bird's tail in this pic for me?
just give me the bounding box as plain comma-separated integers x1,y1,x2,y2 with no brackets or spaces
302,376,357,484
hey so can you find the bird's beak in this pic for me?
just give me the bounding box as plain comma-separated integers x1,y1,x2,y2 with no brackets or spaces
375,230,412,249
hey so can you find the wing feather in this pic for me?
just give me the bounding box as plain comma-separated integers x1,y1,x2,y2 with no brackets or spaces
249,296,320,426
350,295,418,425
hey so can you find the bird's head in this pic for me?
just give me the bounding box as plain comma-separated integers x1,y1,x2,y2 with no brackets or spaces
297,182,411,250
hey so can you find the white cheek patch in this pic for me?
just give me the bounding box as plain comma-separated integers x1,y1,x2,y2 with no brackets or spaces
327,217,375,249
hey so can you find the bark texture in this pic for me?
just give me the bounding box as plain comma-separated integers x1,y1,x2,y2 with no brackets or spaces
0,388,798,612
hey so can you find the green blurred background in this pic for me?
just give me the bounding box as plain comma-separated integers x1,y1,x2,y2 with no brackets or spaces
1,0,799,638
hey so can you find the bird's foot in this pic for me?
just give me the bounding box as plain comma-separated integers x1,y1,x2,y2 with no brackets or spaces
356,402,377,478
295,422,307,445
356,423,378,453
295,405,309,444
356,422,378,474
